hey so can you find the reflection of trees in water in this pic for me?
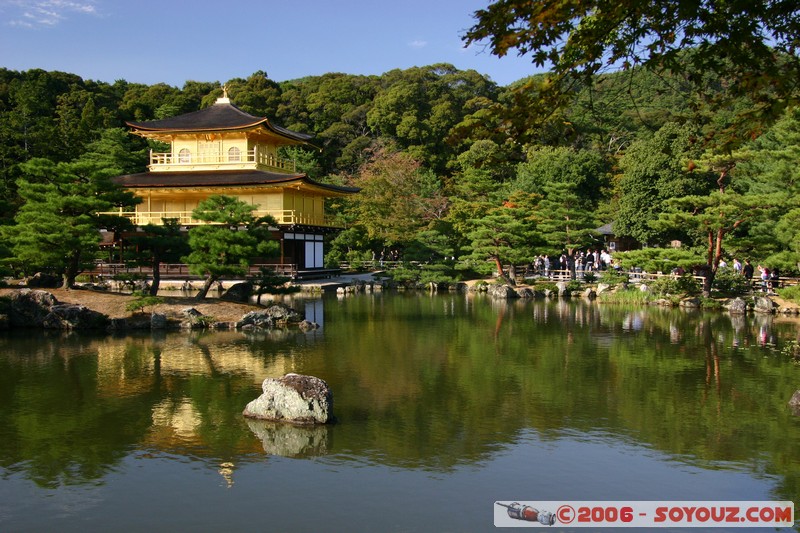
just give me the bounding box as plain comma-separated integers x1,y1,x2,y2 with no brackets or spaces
0,331,276,487
0,298,798,504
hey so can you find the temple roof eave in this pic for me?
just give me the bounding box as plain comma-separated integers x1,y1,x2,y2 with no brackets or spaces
127,123,312,145
125,101,313,144
111,170,359,196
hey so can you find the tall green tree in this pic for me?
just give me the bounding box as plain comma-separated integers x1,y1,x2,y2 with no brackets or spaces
653,151,779,295
182,195,278,300
217,71,282,118
513,145,611,208
733,108,800,267
616,123,715,244
76,127,148,175
462,191,540,284
2,158,137,287
366,64,498,173
119,82,185,121
349,146,446,251
533,181,600,264
444,141,513,261
464,0,800,146
303,73,379,174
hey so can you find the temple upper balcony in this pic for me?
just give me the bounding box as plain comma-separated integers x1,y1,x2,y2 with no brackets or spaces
147,145,296,173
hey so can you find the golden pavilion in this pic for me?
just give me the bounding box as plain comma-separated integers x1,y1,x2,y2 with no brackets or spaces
111,91,357,273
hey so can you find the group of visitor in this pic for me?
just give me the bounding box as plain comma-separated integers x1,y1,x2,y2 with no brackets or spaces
530,249,615,279
724,257,779,293
525,249,783,292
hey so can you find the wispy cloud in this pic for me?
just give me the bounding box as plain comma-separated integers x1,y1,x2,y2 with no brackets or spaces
408,39,428,49
2,0,98,28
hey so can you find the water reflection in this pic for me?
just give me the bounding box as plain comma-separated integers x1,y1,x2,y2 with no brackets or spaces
0,296,798,511
245,420,331,458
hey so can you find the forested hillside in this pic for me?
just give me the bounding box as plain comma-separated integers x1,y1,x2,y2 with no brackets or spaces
0,63,798,286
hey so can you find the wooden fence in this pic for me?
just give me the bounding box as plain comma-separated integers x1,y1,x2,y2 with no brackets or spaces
85,260,799,289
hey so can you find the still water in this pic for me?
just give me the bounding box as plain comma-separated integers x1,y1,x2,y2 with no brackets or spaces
0,293,798,532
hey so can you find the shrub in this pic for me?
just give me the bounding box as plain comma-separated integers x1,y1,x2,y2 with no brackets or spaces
126,291,163,314
700,297,723,310
386,265,420,284
598,269,629,286
712,269,751,296
777,284,800,303
565,280,583,292
417,262,458,285
193,315,216,327
535,281,558,293
648,274,700,297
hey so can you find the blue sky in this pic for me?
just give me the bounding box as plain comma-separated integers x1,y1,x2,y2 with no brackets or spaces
0,0,544,88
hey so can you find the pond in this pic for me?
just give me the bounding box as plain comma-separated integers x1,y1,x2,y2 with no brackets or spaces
0,293,798,531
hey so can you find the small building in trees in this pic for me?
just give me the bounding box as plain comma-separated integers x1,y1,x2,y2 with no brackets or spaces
595,222,639,252
109,91,357,275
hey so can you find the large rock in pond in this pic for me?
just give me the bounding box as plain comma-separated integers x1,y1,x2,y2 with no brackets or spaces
237,303,302,329
243,373,334,425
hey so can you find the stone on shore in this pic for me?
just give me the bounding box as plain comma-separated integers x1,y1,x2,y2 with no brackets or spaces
9,289,108,329
789,391,800,415
243,373,334,425
515,287,535,298
679,297,701,308
42,303,109,330
596,283,613,295
150,312,167,329
487,284,519,299
753,295,776,314
221,282,253,303
727,297,747,315
9,289,58,327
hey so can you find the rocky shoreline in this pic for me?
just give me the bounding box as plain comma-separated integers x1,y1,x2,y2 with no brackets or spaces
1,277,797,333
0,288,319,332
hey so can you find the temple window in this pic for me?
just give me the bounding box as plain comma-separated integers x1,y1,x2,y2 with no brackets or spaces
178,148,191,163
228,146,241,162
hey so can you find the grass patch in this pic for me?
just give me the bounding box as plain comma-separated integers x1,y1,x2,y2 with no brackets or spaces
777,284,800,303
597,286,651,304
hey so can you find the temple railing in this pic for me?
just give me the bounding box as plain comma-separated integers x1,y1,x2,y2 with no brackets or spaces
99,209,341,227
148,147,295,173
